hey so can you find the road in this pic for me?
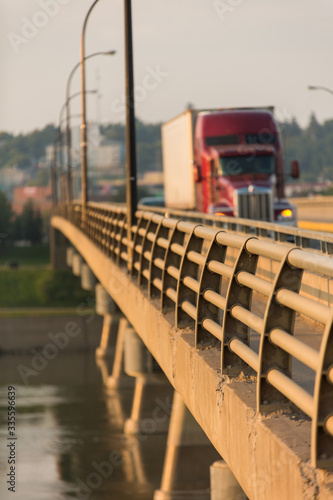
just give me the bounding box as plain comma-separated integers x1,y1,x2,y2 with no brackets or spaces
292,196,333,232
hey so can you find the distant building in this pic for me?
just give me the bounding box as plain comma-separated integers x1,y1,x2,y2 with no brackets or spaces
12,186,52,214
0,167,29,200
95,142,125,172
70,123,125,175
45,144,54,165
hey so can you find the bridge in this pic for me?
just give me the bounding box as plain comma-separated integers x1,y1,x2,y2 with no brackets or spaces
50,200,333,500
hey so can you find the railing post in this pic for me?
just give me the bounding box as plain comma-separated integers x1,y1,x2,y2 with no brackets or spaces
161,221,185,315
196,231,227,348
148,216,170,301
176,226,203,327
131,212,150,280
312,309,333,468
221,237,259,375
257,247,302,412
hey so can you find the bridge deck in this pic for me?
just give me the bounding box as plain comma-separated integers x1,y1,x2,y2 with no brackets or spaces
52,214,333,500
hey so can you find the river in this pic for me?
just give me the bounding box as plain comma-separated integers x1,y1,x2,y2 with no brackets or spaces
0,351,167,500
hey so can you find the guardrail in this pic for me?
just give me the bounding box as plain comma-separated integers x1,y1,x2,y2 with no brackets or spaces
55,201,333,468
137,205,333,255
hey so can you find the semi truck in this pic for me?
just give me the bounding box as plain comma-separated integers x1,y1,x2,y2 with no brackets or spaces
161,107,299,223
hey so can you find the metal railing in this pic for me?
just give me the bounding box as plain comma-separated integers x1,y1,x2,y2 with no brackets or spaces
138,205,333,255
54,201,333,468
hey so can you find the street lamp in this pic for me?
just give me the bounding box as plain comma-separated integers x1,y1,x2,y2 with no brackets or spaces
51,128,59,207
307,85,333,96
59,90,98,203
66,50,115,204
80,0,138,240
80,0,103,225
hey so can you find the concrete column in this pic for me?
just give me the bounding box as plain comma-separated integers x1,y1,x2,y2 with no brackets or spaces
66,247,76,267
50,226,67,270
106,318,135,389
95,284,116,315
154,391,220,500
124,326,173,436
72,253,83,276
81,263,97,291
210,461,247,500
95,314,120,359
95,284,121,359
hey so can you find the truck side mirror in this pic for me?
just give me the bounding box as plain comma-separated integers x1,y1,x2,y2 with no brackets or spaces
194,165,202,182
291,160,300,179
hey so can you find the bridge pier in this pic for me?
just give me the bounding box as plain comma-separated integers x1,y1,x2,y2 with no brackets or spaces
154,391,220,500
72,253,83,276
95,284,121,359
210,461,247,500
95,314,120,359
105,318,135,389
124,326,173,436
81,263,97,291
50,226,67,270
66,246,75,267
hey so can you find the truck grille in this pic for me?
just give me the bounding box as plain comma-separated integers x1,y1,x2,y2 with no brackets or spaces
235,187,273,221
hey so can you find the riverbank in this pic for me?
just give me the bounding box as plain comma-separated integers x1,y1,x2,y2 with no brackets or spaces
0,268,94,308
0,307,79,318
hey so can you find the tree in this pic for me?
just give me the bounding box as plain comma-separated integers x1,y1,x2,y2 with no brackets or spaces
0,123,55,170
19,200,43,243
0,192,13,235
307,113,321,142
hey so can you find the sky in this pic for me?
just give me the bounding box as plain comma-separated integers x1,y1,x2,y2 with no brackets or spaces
1,0,333,135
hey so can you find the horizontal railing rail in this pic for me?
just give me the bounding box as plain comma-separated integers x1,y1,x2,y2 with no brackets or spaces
137,204,333,255
54,201,333,468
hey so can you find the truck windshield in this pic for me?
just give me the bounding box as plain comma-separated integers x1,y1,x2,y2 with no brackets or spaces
218,154,275,176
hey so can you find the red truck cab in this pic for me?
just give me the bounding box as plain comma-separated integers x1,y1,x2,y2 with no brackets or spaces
193,109,299,223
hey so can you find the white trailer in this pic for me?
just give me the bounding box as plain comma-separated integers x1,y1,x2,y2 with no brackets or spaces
161,109,197,210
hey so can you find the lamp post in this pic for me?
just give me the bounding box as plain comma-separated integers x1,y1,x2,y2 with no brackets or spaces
80,0,138,239
308,85,333,96
59,90,98,203
124,0,138,240
80,0,103,226
66,50,115,205
51,128,59,208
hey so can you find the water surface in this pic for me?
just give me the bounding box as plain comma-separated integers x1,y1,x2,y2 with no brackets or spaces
0,352,167,500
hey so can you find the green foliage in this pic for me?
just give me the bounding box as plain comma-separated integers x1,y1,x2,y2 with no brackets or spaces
0,123,55,169
16,200,43,243
0,269,43,306
28,168,49,187
0,269,93,307
37,270,93,306
0,244,50,266
1,114,333,189
280,114,333,182
101,119,163,174
0,192,13,234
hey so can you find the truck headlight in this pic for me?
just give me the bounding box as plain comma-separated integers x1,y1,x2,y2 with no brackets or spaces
278,208,294,220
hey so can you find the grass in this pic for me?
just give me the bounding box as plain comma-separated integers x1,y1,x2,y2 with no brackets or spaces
0,268,94,308
0,308,80,318
0,244,50,267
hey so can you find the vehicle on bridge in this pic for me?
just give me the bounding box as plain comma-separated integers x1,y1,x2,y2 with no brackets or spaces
161,107,300,224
